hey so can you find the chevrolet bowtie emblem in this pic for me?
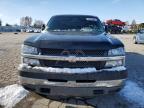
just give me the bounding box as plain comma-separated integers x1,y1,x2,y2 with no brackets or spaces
68,56,77,63
60,50,85,63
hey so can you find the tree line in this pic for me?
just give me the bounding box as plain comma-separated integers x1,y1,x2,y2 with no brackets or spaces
20,16,45,28
0,17,144,31
0,16,45,29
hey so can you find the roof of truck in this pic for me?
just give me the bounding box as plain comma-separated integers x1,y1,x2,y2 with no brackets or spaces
52,15,98,18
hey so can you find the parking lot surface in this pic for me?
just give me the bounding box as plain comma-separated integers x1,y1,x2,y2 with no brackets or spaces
0,33,144,108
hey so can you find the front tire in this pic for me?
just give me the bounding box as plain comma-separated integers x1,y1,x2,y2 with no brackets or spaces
134,37,138,44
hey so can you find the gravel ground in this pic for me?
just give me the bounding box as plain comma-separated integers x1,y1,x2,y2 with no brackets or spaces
0,33,144,108
0,33,34,86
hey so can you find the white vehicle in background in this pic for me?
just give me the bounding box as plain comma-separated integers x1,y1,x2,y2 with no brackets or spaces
26,28,34,33
34,29,41,33
134,29,144,44
122,26,130,33
21,29,26,32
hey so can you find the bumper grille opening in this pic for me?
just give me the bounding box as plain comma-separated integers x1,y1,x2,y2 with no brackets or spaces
40,48,108,57
40,88,50,94
109,88,121,93
48,79,68,82
76,80,96,83
93,90,104,94
40,60,106,70
23,85,36,91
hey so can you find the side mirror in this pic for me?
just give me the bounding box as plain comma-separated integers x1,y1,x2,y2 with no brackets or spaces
41,24,46,31
105,25,108,33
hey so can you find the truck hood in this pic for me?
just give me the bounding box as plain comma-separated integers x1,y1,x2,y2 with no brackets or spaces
24,32,124,50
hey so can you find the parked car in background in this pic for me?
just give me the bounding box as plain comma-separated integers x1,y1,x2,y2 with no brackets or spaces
21,29,26,32
121,26,129,33
106,19,125,26
134,29,144,44
26,28,34,33
34,29,41,33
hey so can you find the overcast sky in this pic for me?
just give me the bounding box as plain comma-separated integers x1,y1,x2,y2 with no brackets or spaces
0,0,144,25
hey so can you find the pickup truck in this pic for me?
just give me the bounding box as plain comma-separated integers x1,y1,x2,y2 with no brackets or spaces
18,15,127,97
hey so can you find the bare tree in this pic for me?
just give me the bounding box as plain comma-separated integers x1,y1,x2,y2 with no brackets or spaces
20,16,32,27
33,20,45,28
131,19,136,26
131,19,137,31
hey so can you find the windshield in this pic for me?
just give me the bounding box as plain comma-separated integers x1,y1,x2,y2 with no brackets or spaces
47,16,104,34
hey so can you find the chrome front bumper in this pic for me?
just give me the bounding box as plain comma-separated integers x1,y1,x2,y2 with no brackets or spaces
19,76,125,97
18,64,127,97
19,54,127,97
137,39,144,44
19,76,125,88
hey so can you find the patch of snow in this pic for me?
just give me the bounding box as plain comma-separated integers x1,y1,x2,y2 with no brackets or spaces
19,64,126,73
53,29,77,32
80,27,93,32
33,66,126,73
18,64,31,70
119,80,144,106
103,66,126,71
0,84,29,108
33,66,97,73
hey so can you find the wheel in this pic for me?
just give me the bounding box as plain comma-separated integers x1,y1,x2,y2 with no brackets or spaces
133,37,138,44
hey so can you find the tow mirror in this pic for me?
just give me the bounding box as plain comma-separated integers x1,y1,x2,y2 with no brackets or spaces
105,25,108,33
41,24,46,31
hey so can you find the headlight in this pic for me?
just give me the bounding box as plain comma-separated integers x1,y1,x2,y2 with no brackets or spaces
22,45,38,54
108,47,125,56
105,60,124,68
23,58,40,66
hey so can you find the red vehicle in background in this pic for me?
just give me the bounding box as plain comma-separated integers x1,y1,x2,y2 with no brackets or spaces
105,19,126,34
106,19,125,26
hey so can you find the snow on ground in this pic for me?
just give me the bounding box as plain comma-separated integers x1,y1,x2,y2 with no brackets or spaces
119,80,144,107
19,64,126,74
0,84,29,108
33,66,97,73
103,66,126,71
0,81,144,108
33,66,126,73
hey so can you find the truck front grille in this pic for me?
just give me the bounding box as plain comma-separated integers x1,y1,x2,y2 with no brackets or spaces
40,48,107,57
40,60,106,70
40,48,108,69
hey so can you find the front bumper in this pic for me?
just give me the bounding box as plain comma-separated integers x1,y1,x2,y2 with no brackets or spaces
136,37,144,43
137,40,144,44
18,64,127,97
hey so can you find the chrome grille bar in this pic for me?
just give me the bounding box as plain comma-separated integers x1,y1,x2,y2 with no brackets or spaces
22,54,125,62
